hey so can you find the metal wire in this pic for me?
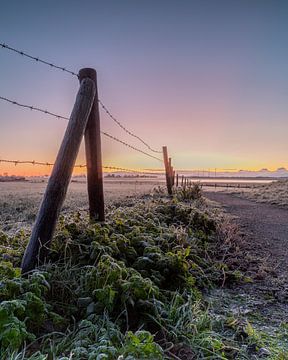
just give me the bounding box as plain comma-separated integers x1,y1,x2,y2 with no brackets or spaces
99,100,162,153
0,96,69,120
0,95,163,162
1,42,162,154
101,132,162,162
0,43,78,77
0,159,161,174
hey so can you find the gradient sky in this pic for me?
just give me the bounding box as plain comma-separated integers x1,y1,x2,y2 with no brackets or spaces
1,0,288,175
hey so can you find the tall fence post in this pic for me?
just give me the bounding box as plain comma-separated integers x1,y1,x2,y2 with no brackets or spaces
176,173,179,187
21,78,96,273
181,175,184,187
79,68,105,222
162,146,172,195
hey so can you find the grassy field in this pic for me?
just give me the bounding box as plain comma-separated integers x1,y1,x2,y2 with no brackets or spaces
0,179,163,233
222,179,288,208
0,181,287,359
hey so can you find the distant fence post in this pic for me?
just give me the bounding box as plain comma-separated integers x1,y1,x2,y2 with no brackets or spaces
79,68,105,222
162,146,172,195
21,78,96,273
176,173,179,187
181,175,184,187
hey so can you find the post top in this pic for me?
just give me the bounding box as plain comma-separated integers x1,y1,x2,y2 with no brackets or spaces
78,68,97,81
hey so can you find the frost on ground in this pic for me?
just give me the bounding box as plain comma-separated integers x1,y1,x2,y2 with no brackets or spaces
231,179,288,208
0,183,287,359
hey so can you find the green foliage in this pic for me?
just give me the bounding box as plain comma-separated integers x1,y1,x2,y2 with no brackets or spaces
0,193,277,358
121,330,163,359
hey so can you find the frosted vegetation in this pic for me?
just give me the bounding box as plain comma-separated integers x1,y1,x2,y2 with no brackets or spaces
0,184,287,358
237,179,288,208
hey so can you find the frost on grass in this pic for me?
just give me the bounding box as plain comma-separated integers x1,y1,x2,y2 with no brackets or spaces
234,179,288,208
0,188,286,359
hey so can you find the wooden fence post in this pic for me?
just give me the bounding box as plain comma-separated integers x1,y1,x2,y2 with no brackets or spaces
176,173,179,187
79,68,105,222
162,146,172,195
181,175,184,187
21,78,96,273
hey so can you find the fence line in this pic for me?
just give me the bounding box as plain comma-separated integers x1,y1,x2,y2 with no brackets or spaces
0,159,162,174
0,96,69,120
1,42,162,154
101,132,162,162
0,43,78,77
0,95,163,163
0,43,178,271
99,100,161,153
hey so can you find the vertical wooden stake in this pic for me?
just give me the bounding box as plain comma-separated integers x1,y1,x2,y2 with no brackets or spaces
181,175,184,187
21,79,96,273
176,173,179,187
79,68,105,221
162,146,172,195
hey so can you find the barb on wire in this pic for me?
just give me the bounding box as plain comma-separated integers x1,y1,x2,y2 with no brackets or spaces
0,95,163,162
0,42,78,77
101,132,162,162
0,159,162,174
99,100,162,154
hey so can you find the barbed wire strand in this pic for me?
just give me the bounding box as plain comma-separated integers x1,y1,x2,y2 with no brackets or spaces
0,159,162,174
0,96,69,120
0,43,78,77
101,132,162,162
0,95,163,163
0,42,162,154
98,100,162,153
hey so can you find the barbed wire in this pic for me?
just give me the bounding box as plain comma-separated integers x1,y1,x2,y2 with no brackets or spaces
0,43,78,77
0,159,162,174
0,95,163,162
0,96,69,120
98,100,162,153
101,132,162,162
1,42,162,154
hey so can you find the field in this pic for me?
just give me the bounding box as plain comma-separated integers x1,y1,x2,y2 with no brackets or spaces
0,179,163,233
212,179,288,208
0,180,287,359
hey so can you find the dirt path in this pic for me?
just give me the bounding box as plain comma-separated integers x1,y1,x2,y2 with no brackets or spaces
205,191,288,325
205,192,288,275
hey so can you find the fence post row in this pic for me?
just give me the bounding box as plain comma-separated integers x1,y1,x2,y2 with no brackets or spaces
21,72,97,274
79,68,105,222
162,146,172,195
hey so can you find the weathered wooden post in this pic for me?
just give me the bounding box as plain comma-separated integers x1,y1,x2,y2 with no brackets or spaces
162,146,172,195
79,68,105,222
176,173,179,187
181,175,184,187
21,78,96,273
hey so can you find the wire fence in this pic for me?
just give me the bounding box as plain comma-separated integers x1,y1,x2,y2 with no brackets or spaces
0,95,163,163
0,158,162,175
0,42,162,154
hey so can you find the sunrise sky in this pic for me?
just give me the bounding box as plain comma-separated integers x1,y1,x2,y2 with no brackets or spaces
1,0,288,176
